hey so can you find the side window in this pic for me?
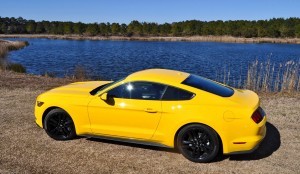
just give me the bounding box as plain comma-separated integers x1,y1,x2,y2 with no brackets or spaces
107,83,129,98
107,82,166,100
162,86,194,100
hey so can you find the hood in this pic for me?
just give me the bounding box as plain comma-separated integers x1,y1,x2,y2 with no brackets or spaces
46,81,112,96
229,89,260,109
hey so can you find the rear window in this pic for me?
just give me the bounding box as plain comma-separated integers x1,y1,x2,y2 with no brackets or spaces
182,75,234,97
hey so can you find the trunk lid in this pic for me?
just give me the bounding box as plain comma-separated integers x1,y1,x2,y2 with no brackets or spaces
229,89,260,109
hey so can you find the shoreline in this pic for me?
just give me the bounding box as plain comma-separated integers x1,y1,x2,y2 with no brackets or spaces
0,39,29,58
1,34,300,44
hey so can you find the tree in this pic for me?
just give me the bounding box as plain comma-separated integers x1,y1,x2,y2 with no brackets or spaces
85,23,99,36
63,22,73,34
159,23,171,36
171,23,182,36
73,22,85,35
111,23,121,35
0,16,300,38
36,22,45,33
56,22,64,34
120,23,127,36
127,20,143,36
42,21,51,34
98,23,108,36
295,24,300,38
25,20,36,34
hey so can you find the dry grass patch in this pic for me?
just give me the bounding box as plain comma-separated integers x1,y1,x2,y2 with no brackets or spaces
0,39,28,58
2,34,300,44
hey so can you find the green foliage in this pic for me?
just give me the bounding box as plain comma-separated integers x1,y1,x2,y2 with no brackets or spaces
1,16,300,38
25,20,36,34
73,22,85,35
85,23,99,36
111,23,120,35
128,20,143,36
63,22,73,34
295,24,300,38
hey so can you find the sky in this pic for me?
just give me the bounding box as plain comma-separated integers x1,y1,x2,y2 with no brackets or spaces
0,0,300,24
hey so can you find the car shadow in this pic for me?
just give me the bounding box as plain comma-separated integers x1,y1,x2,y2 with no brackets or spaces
226,122,281,161
85,122,280,161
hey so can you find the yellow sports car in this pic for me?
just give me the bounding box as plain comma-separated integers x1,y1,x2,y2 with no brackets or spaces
35,69,266,162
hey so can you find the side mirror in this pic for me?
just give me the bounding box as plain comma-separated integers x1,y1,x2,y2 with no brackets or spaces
100,93,108,101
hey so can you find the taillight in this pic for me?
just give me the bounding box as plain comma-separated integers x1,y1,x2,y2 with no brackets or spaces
251,107,265,123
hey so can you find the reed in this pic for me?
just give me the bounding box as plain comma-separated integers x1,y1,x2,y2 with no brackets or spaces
71,65,89,80
2,34,300,44
0,40,29,73
218,60,300,93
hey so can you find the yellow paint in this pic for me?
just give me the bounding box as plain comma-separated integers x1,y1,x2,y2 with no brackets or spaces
35,69,266,154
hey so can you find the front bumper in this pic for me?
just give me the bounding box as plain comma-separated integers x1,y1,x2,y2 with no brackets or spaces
34,103,44,128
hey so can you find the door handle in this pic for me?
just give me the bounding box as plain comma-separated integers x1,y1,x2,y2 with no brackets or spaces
144,108,158,113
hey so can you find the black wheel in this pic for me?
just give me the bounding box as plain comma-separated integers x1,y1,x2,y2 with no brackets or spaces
177,124,219,163
44,108,76,140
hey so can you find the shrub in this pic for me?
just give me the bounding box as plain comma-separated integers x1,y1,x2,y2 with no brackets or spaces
73,65,89,80
7,63,26,73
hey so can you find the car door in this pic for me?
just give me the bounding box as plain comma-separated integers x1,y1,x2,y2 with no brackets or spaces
88,81,166,140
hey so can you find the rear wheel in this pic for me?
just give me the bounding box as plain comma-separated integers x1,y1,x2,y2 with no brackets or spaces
44,108,76,140
177,124,219,163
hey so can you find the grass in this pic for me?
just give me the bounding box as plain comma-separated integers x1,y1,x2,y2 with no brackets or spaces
1,34,300,44
0,39,28,58
215,60,300,94
246,60,300,93
0,39,28,73
0,71,299,173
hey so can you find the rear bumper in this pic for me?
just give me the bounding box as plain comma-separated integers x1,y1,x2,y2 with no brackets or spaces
224,115,267,154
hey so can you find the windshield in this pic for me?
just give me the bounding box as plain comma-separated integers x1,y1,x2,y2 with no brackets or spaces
90,78,125,95
182,75,234,97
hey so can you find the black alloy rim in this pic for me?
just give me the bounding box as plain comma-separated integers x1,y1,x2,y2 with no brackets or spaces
180,128,214,160
46,112,74,138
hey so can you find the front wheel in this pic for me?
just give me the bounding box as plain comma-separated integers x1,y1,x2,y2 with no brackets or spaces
44,108,76,140
177,124,219,163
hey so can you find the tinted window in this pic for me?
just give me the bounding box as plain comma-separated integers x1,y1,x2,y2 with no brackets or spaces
107,83,129,98
108,82,166,100
162,86,194,100
182,75,234,97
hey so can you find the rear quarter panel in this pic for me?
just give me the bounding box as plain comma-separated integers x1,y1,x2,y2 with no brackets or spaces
153,90,231,148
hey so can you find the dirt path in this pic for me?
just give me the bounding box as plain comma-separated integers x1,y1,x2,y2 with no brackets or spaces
0,72,299,173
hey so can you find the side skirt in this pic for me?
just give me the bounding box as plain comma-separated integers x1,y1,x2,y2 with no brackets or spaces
81,134,172,149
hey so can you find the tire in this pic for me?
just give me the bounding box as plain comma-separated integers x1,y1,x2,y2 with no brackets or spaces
44,108,76,140
177,124,219,163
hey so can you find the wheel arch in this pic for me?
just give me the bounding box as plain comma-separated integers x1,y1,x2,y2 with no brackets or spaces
174,122,223,154
42,106,66,128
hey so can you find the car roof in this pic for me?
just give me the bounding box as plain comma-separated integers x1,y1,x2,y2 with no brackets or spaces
125,69,190,84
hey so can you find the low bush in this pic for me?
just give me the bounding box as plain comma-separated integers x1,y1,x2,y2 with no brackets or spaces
7,63,26,73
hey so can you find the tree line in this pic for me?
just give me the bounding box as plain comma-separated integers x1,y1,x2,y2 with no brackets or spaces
1,16,300,38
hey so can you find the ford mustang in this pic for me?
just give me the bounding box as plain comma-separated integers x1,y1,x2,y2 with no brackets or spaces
35,69,266,162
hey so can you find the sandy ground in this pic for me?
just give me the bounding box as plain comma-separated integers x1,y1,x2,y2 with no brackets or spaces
0,71,299,174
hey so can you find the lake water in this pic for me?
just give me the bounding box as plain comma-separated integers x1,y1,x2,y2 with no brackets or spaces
6,38,300,84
